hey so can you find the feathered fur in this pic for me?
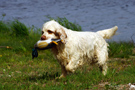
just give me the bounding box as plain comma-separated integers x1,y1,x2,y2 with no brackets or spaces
41,20,118,78
97,26,118,39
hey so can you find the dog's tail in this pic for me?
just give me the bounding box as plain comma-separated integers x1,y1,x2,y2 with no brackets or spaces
96,26,118,39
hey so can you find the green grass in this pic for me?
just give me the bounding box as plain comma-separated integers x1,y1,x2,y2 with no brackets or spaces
11,20,29,37
0,16,135,90
108,41,134,58
46,16,82,31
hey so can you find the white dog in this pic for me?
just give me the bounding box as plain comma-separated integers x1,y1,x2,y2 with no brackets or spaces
41,20,118,78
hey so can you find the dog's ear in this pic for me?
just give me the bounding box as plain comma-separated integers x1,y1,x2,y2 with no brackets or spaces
55,27,67,44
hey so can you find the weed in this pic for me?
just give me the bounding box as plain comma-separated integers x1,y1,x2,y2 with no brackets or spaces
0,21,9,32
108,41,134,58
11,20,29,37
46,16,82,31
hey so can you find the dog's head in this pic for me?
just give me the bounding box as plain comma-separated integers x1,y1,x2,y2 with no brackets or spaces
41,20,67,44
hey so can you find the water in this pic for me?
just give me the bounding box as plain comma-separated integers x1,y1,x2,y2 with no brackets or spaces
0,0,135,41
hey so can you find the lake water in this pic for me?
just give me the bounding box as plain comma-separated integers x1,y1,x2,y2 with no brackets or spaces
0,0,135,42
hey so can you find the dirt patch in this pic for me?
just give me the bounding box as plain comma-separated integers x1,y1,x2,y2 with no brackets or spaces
93,82,130,90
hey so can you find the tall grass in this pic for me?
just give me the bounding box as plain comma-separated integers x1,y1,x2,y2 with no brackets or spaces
0,21,9,32
11,20,29,37
46,16,82,31
108,41,134,58
0,18,41,54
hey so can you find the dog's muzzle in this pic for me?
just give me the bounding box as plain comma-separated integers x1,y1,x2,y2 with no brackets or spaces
41,35,46,40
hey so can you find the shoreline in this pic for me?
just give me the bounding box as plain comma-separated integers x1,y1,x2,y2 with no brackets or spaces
0,0,135,42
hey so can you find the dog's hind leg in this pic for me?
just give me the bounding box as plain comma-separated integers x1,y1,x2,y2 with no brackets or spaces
96,46,108,75
99,62,108,75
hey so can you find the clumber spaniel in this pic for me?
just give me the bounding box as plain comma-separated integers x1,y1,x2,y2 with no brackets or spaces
41,20,118,78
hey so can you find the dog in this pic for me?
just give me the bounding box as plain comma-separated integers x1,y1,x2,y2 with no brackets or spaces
41,20,118,78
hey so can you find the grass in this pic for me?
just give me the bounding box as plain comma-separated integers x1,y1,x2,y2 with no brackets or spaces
46,16,82,31
11,20,29,37
108,41,134,58
0,16,135,90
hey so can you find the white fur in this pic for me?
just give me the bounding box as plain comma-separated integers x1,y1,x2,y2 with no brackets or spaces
41,20,118,78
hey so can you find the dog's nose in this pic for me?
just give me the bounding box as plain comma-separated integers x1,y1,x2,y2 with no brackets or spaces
41,35,46,40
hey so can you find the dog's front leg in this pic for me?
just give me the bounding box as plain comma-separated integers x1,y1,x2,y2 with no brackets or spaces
59,65,67,79
65,60,76,73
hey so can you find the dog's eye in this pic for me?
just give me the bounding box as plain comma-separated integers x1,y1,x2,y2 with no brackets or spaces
47,30,53,34
42,31,44,35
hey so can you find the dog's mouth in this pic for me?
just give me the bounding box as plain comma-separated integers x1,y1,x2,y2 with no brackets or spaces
40,35,59,41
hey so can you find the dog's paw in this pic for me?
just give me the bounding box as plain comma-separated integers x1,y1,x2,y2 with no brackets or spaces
55,74,66,80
